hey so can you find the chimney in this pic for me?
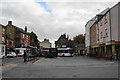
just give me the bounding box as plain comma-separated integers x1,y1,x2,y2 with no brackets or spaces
8,21,12,25
25,26,27,32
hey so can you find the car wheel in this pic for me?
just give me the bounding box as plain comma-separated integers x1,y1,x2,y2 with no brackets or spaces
62,54,65,57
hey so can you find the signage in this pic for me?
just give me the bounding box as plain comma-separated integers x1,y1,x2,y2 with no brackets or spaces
99,44,105,46
51,51,56,52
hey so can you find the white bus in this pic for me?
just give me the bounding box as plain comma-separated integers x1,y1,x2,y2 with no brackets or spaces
57,48,73,57
0,44,6,58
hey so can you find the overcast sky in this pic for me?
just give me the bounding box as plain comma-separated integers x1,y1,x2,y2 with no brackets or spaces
0,0,119,47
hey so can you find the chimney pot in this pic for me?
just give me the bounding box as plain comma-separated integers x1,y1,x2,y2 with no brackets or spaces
25,26,27,32
8,21,12,25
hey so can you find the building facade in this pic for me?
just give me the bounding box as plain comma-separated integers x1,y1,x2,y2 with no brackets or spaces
55,33,69,48
90,23,98,56
0,24,2,44
0,24,6,57
86,2,120,59
40,38,51,48
6,21,15,51
6,21,31,53
15,26,30,48
85,17,96,55
110,2,120,59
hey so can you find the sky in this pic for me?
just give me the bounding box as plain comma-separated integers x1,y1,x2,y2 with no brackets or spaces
0,0,119,47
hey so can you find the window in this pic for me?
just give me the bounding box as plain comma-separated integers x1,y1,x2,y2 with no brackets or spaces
23,34,24,38
7,40,8,45
101,32,103,39
105,15,107,24
2,37,4,43
26,35,28,39
10,41,13,46
10,42,12,45
2,46,4,53
105,29,108,37
100,20,102,26
2,28,5,35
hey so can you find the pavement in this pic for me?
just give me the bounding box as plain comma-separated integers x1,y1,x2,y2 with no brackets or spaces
1,56,119,78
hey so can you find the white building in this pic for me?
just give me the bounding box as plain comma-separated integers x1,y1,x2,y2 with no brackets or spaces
40,39,51,48
85,17,96,54
0,24,6,58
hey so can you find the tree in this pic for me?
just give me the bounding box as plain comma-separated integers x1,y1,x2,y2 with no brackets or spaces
30,32,39,47
73,34,85,43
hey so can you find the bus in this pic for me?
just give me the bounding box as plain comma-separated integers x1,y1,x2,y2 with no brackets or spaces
49,48,57,57
40,48,57,58
57,48,73,57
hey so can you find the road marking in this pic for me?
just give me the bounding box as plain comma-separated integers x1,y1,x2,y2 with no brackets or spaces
89,65,118,68
5,63,18,67
106,62,115,64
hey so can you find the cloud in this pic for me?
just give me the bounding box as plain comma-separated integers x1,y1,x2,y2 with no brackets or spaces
0,0,119,47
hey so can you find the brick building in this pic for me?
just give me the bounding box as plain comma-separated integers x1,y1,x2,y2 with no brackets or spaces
55,33,69,48
6,21,30,53
15,26,30,48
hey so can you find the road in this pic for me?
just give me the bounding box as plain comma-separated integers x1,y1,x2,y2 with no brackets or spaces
2,56,119,78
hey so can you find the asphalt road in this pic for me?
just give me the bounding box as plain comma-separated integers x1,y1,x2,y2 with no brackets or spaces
2,56,119,78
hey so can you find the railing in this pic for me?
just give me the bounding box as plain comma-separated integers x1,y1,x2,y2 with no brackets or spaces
23,52,38,62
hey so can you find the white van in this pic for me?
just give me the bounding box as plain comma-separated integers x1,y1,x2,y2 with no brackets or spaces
0,44,6,58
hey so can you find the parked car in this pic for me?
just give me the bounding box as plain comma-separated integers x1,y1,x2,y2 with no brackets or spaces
7,52,17,58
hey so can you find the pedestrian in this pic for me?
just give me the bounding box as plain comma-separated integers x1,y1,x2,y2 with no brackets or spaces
110,54,113,61
96,51,98,58
24,51,27,62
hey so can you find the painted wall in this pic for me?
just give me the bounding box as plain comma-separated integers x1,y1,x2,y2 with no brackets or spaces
40,39,51,48
110,3,119,41
0,25,2,44
119,2,120,41
98,11,111,43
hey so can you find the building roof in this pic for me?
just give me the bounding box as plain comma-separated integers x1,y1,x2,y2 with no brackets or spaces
12,25,29,35
0,24,6,28
85,8,110,28
98,8,110,15
85,16,96,28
